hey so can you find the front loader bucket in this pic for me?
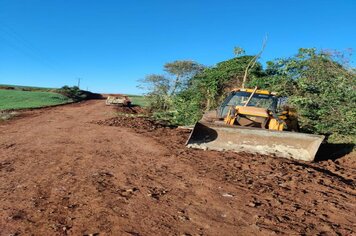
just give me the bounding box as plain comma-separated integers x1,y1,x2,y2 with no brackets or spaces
186,122,324,161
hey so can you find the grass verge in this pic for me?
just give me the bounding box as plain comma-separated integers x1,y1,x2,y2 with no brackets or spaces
128,95,149,107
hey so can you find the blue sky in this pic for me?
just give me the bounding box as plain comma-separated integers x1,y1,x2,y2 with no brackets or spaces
0,0,355,94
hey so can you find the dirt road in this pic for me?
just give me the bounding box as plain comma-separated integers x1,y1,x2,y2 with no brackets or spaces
0,100,355,235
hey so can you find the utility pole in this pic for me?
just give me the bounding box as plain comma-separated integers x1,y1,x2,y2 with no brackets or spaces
77,77,81,88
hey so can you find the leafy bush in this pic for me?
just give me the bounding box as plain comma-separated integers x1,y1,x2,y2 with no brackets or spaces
195,55,265,110
56,86,88,102
172,86,204,125
138,61,204,114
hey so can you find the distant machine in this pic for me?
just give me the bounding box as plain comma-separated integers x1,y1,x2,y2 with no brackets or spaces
105,95,131,107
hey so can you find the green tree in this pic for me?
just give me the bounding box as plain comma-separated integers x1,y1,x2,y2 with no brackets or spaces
138,74,171,111
233,46,245,56
164,60,205,95
138,60,204,112
195,55,265,110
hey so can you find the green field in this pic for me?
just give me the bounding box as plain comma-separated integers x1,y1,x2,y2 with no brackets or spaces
129,95,149,107
0,89,72,110
0,84,149,110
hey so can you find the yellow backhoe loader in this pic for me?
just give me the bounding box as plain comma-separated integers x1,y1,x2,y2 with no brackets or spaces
186,87,324,161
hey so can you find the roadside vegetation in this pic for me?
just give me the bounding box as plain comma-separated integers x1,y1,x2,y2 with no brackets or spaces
139,48,356,144
0,111,18,121
56,86,89,102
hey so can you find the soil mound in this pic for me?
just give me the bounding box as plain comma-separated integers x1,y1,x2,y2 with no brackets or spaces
94,115,166,130
115,106,146,114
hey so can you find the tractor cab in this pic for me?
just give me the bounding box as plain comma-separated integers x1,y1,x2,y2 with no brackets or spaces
217,88,278,119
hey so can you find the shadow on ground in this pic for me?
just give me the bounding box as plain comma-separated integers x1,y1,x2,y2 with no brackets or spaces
315,143,355,162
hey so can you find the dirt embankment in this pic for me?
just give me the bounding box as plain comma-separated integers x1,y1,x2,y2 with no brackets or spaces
0,100,355,235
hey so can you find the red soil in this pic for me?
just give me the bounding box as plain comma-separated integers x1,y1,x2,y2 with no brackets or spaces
0,100,355,235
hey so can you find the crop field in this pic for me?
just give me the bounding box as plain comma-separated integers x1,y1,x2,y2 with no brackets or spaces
129,94,149,107
0,89,72,110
